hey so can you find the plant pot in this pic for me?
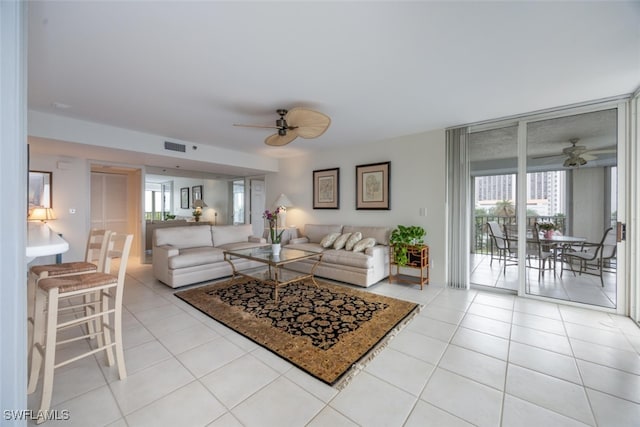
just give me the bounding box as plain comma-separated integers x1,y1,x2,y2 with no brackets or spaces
544,230,554,239
194,216,200,222
271,243,281,256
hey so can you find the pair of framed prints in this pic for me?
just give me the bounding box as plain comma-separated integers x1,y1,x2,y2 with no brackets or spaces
312,161,390,210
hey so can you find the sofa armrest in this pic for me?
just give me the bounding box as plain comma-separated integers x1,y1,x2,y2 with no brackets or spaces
290,237,309,244
152,245,180,284
153,244,179,264
365,245,388,258
365,245,390,275
249,236,267,243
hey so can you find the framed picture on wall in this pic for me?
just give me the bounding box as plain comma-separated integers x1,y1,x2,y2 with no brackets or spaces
192,185,203,203
356,161,390,210
313,168,340,209
180,187,189,209
28,170,52,209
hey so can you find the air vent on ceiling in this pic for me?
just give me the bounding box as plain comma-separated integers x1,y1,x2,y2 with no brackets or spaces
164,141,186,153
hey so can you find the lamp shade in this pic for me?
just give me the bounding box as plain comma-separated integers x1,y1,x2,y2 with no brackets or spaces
29,207,56,222
192,199,208,208
274,194,292,208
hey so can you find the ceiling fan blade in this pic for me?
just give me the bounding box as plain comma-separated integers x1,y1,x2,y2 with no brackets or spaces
233,123,279,129
531,153,563,160
584,148,616,155
581,154,598,161
285,108,331,139
265,130,298,146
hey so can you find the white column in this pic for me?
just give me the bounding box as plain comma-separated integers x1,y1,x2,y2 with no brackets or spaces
0,0,28,419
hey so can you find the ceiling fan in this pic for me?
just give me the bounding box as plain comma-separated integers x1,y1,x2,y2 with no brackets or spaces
233,108,331,146
532,138,616,168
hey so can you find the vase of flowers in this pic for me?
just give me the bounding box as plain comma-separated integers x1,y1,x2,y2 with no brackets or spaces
263,208,285,254
538,222,556,239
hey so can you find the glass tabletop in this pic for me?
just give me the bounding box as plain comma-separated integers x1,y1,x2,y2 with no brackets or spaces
224,247,322,264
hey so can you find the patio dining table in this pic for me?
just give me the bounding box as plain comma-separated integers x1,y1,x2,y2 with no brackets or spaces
504,233,587,271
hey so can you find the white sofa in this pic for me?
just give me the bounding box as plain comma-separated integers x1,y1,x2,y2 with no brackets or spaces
285,224,391,287
152,224,266,288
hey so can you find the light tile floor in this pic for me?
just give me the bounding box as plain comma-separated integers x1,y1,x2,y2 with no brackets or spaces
470,254,617,308
27,259,640,426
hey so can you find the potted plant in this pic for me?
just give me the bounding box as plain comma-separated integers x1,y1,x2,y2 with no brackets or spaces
537,221,556,239
192,209,202,222
390,225,426,266
263,208,285,255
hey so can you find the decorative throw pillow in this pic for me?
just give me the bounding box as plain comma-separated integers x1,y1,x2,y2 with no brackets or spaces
333,233,352,250
320,232,341,248
345,232,363,251
352,237,376,253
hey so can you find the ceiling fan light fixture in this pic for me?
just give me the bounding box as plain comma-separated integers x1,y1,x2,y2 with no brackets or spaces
564,156,587,168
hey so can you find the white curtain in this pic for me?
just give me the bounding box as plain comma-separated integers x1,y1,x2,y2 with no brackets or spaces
445,127,471,289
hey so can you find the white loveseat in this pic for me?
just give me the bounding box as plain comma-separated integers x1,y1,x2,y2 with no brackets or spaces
285,224,391,287
152,224,266,288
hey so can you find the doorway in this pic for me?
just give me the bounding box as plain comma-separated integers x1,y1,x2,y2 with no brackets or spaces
91,165,143,260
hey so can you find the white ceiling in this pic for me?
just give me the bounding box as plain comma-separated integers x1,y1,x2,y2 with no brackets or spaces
28,1,640,165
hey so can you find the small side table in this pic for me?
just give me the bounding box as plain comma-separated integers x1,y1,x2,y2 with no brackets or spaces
389,244,430,290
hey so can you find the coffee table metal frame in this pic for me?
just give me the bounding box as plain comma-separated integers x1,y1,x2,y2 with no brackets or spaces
223,247,323,302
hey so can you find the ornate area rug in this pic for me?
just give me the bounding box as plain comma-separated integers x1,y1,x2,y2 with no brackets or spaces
175,278,420,387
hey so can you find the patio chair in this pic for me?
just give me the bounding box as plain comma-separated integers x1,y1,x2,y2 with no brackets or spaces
487,221,517,273
525,224,556,281
560,227,615,286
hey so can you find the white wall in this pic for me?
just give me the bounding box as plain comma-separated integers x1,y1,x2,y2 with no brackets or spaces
29,110,279,173
573,167,605,242
267,129,447,284
29,153,91,264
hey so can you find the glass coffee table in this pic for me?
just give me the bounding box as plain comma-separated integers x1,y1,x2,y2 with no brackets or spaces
223,247,324,302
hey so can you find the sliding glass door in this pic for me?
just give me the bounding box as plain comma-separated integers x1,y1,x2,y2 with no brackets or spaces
525,108,619,308
469,124,519,291
466,103,625,311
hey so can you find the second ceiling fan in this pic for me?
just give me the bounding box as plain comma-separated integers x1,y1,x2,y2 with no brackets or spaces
533,138,616,167
234,108,331,146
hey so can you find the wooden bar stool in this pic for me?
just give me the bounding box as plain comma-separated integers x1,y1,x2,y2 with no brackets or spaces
28,229,111,364
27,233,133,424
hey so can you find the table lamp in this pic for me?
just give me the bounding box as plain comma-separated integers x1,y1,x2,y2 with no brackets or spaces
273,194,292,228
29,207,57,223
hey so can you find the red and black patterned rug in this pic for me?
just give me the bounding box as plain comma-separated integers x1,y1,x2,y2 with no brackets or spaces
175,277,420,387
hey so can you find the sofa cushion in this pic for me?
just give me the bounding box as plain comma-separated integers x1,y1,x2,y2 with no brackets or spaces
285,242,325,253
333,233,352,250
212,224,253,247
167,247,224,269
353,237,377,253
345,232,363,251
322,249,373,269
343,226,390,246
155,226,213,249
320,232,341,248
304,224,343,243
